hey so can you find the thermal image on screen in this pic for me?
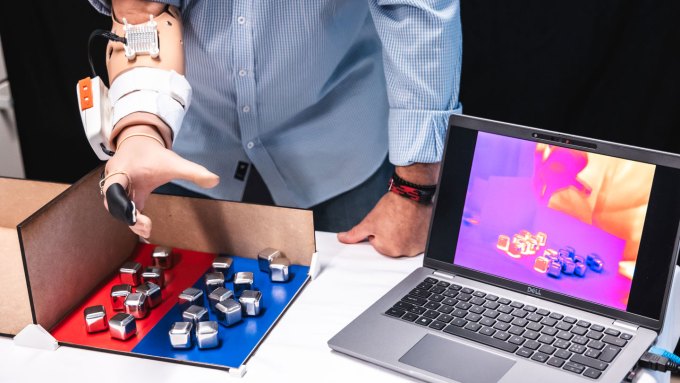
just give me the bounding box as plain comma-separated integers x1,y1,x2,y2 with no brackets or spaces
454,132,656,310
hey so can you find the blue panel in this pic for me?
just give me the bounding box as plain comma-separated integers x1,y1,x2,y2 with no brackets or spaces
132,255,309,368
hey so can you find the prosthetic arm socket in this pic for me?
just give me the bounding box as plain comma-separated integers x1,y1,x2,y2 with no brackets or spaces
76,6,191,160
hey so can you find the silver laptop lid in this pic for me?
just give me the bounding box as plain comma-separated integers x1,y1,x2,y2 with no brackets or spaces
424,115,680,331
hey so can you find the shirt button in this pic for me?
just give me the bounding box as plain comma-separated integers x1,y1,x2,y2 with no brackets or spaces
239,69,247,77
242,105,251,113
237,16,246,24
247,141,255,149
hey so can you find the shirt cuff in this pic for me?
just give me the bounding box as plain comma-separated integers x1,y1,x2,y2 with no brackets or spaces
88,0,181,16
388,106,463,167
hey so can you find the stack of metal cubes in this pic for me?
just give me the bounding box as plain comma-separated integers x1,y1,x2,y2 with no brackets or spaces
170,251,274,350
82,245,174,340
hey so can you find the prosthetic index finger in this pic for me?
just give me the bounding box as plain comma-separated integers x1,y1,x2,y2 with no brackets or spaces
106,183,137,226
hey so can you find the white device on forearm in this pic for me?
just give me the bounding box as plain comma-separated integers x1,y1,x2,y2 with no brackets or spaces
76,6,188,160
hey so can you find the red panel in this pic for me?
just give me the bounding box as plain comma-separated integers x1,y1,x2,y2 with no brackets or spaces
50,244,214,351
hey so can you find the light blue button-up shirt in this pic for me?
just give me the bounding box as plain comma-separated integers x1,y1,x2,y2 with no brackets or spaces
90,0,462,208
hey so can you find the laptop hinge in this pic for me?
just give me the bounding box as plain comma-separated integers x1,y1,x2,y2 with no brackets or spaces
613,320,639,332
433,270,455,280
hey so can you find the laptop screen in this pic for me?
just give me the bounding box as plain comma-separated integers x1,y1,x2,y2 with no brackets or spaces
427,117,680,328
453,132,652,311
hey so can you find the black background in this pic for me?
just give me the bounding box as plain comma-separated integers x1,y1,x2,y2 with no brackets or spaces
1,0,679,350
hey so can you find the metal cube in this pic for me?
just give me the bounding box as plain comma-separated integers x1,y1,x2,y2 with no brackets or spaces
258,248,281,272
215,299,242,327
270,255,291,282
109,313,136,340
558,248,572,261
496,235,510,252
212,256,233,280
152,245,174,270
562,260,576,275
547,261,562,278
533,256,550,274
83,305,108,333
574,262,588,277
168,321,193,349
124,292,149,319
136,282,162,308
204,272,225,295
141,266,164,288
233,271,254,296
239,290,262,316
110,284,132,311
587,253,604,272
196,321,219,349
208,287,233,311
178,287,204,311
119,261,142,286
182,304,208,325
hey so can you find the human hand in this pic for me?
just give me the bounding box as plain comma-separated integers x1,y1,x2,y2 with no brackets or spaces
533,144,591,203
337,163,438,257
102,125,220,238
337,192,433,257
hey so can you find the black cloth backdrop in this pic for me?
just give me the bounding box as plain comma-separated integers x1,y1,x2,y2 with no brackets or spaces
1,3,680,351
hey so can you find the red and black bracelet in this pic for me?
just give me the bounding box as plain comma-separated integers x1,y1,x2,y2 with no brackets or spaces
388,172,437,205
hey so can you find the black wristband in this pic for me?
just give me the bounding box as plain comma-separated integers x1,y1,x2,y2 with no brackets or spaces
388,172,437,205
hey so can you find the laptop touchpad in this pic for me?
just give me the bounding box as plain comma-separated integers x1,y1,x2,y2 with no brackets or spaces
399,334,515,383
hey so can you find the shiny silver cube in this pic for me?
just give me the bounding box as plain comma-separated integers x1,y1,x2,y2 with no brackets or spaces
83,305,108,333
270,255,291,282
258,247,281,272
233,271,254,296
182,304,208,325
239,290,262,316
119,261,142,286
215,299,242,327
196,321,219,349
109,313,136,340
110,284,132,311
178,287,204,311
168,321,193,349
141,266,164,288
204,272,225,295
124,292,149,319
152,245,174,270
136,282,162,308
212,256,233,280
208,287,233,311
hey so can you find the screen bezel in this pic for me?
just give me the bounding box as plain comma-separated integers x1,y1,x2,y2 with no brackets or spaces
424,115,680,331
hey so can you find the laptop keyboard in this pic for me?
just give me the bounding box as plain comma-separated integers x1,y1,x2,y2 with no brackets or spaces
385,277,634,380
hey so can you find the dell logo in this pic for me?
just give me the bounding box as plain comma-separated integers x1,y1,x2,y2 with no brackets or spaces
527,286,542,296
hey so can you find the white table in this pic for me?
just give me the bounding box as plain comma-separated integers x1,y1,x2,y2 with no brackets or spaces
0,232,678,383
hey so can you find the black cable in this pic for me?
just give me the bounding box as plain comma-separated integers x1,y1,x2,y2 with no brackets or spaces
637,352,680,373
87,29,127,79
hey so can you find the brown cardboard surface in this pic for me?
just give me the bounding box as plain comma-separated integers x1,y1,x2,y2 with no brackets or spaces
0,227,32,335
0,178,68,228
19,169,137,331
144,194,316,266
0,178,67,335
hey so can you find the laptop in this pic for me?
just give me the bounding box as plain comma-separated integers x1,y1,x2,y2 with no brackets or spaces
328,114,680,382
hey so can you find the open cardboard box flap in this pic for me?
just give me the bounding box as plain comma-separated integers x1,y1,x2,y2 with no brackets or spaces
18,168,315,333
0,178,69,335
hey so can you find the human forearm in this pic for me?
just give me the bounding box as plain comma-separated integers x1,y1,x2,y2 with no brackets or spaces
395,163,440,185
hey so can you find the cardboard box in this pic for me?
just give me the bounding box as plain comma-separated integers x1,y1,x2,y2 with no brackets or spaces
0,177,68,336
1,168,316,371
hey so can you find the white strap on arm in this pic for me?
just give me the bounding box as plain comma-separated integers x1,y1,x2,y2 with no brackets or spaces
108,67,192,144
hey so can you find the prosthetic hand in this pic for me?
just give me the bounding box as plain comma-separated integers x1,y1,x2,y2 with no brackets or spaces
101,125,218,237
78,2,219,237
